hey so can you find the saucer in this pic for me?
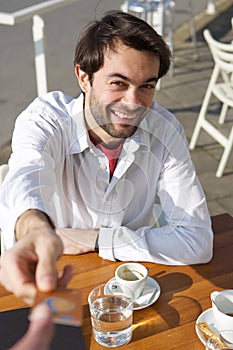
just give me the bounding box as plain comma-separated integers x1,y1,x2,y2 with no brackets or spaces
105,276,161,310
195,308,218,345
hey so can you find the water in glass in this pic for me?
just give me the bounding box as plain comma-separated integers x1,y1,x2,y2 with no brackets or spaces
90,295,133,347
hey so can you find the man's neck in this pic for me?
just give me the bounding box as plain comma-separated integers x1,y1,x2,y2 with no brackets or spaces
88,129,124,150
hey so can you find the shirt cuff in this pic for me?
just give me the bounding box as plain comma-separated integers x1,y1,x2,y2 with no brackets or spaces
98,227,115,261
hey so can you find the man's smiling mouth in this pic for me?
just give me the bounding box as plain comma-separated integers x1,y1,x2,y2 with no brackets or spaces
113,110,137,120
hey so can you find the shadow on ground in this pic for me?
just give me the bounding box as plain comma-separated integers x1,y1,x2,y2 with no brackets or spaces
196,5,233,41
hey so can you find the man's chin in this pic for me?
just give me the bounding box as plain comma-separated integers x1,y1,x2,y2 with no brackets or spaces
106,124,137,139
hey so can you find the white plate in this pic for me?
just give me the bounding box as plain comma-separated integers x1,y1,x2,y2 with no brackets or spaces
195,308,219,346
105,276,161,311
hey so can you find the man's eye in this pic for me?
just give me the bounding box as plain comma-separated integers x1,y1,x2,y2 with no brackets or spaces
141,84,155,89
111,81,125,86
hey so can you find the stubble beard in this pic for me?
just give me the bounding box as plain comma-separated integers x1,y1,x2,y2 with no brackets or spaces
89,89,145,139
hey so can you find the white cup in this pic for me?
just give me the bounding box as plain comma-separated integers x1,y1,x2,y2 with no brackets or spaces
115,263,148,300
211,290,233,331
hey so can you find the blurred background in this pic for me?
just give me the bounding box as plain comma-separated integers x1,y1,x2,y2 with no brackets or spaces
0,0,232,215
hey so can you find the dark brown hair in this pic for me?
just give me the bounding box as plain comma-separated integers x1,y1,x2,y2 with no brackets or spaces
74,10,171,82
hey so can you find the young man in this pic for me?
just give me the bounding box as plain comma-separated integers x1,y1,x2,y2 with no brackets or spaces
0,11,213,302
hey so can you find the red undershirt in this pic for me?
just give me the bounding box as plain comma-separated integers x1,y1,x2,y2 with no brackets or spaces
90,135,123,180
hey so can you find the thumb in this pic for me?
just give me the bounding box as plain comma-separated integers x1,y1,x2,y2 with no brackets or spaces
10,304,54,350
27,304,54,348
29,302,53,325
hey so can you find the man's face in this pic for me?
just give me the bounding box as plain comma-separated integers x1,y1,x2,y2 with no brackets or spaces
84,43,160,145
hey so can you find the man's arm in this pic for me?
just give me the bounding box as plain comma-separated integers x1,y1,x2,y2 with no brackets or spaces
16,209,99,255
15,209,56,240
56,227,99,255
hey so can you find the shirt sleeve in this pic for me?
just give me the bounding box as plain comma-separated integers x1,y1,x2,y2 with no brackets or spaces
98,197,213,265
0,102,61,249
98,123,213,265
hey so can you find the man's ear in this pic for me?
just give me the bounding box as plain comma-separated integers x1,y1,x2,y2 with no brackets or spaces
75,65,90,93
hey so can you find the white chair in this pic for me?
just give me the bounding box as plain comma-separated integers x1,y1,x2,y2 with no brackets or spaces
0,164,9,254
232,17,233,44
189,29,233,178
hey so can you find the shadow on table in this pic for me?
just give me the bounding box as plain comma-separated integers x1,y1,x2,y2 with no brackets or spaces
132,214,233,343
132,272,202,342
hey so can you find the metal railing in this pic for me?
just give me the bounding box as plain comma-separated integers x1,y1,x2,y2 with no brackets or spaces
0,0,79,96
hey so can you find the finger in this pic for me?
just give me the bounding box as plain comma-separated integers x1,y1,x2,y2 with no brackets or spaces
35,236,63,292
58,265,73,288
16,284,37,305
36,256,58,292
0,250,38,304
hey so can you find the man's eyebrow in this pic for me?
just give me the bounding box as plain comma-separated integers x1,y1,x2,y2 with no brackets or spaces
107,73,158,83
143,76,159,84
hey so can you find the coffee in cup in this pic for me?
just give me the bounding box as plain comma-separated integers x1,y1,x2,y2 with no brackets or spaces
115,263,148,300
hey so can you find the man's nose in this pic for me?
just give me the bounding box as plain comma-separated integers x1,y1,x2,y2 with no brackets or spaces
122,88,141,106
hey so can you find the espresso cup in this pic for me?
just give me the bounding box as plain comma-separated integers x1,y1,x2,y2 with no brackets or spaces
211,290,233,331
115,263,148,300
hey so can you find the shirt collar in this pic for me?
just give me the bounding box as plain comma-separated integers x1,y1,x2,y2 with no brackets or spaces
68,94,90,154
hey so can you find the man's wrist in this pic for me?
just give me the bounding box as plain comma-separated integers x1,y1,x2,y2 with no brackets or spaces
15,209,55,240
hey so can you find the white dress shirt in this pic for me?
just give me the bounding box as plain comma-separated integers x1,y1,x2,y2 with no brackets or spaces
0,91,213,264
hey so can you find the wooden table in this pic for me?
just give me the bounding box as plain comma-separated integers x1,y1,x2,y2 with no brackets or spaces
1,213,233,350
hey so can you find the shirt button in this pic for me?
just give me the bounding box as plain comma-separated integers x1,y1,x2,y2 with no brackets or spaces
101,164,107,170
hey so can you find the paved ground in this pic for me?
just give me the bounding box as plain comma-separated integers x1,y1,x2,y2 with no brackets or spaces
0,0,233,216
156,0,233,216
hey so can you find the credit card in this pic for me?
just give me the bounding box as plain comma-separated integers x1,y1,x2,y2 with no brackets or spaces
30,289,83,327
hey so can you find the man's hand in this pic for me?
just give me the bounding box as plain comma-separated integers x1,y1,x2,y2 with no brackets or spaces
10,304,54,350
0,229,73,304
0,209,73,304
56,228,98,255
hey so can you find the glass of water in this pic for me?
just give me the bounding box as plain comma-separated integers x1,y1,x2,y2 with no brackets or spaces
206,330,233,349
88,282,133,347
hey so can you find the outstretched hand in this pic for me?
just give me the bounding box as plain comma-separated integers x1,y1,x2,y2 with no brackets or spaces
0,229,73,304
